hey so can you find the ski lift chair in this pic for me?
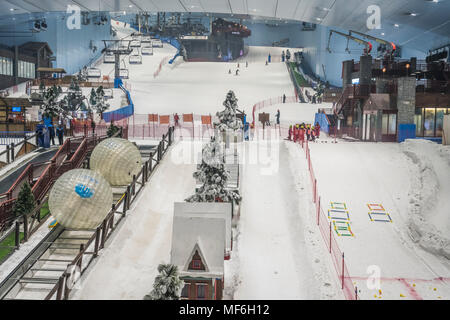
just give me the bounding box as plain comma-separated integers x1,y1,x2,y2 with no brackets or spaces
118,68,129,79
152,39,163,48
103,88,114,99
129,54,142,64
142,36,151,43
87,68,101,78
141,46,153,55
104,52,115,63
130,39,141,48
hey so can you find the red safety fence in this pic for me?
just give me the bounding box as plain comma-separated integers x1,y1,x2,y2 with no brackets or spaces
153,56,171,78
299,139,358,300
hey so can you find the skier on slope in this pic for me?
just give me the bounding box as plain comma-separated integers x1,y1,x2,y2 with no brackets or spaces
275,109,280,126
174,113,180,126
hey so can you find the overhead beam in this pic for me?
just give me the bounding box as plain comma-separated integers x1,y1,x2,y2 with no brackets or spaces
178,0,188,12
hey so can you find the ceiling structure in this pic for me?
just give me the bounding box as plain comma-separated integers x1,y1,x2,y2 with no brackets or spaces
0,0,449,51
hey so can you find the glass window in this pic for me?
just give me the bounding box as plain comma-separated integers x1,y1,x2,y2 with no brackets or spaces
382,114,388,135
436,108,446,137
196,284,206,299
388,114,397,135
424,108,436,137
181,284,190,299
414,108,423,136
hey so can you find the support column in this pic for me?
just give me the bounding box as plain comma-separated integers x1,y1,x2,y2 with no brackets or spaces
396,77,416,133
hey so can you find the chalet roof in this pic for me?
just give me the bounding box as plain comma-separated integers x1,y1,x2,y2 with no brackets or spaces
170,216,225,278
19,42,53,54
0,97,32,108
174,202,232,252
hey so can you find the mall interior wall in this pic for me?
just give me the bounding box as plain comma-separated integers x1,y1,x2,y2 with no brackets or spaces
0,11,112,75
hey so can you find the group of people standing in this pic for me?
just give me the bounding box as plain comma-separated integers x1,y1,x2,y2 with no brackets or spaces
288,122,321,143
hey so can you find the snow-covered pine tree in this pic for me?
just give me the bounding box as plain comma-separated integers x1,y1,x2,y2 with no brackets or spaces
185,136,241,204
214,90,243,132
61,78,88,113
42,85,62,118
13,182,35,218
143,264,184,300
89,86,110,116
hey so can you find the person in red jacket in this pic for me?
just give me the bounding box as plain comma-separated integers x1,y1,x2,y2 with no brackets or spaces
174,113,180,126
299,125,305,144
306,125,311,141
293,124,299,142
315,122,321,138
288,125,293,141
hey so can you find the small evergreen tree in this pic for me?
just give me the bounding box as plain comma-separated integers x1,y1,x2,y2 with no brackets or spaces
89,86,110,116
42,85,62,118
13,182,35,218
107,122,122,138
144,264,184,300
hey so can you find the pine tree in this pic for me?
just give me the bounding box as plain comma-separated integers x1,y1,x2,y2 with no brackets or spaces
42,85,62,118
107,122,122,138
90,86,110,116
143,264,184,300
214,90,243,132
13,182,35,218
185,136,241,204
61,78,88,114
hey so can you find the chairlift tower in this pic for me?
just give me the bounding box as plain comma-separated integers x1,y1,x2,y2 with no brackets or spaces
102,40,132,86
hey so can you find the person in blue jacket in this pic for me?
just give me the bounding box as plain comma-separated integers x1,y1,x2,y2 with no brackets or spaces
56,124,64,145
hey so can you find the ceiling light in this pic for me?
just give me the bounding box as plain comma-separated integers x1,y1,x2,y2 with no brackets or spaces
316,17,322,21
381,32,385,36
128,5,132,8
10,8,15,11
410,12,418,16
394,23,399,27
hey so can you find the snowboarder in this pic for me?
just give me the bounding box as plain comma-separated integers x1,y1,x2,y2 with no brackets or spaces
235,69,240,76
288,125,293,141
281,51,285,62
228,69,232,74
275,109,280,126
48,124,55,146
56,124,64,145
246,61,248,68
174,113,180,126
283,94,286,103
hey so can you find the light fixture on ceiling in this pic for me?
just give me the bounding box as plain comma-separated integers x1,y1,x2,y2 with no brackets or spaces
410,13,418,16
128,5,132,8
316,17,322,21
381,32,385,36
394,23,399,27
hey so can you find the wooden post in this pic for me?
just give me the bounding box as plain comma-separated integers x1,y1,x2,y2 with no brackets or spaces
94,228,101,257
132,175,136,196
126,186,131,210
63,271,70,300
15,221,20,248
142,166,145,185
78,244,84,269
100,219,107,249
56,274,65,300
11,142,15,162
23,214,28,242
24,134,28,154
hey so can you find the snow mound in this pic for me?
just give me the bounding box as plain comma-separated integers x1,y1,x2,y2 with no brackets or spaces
400,139,450,259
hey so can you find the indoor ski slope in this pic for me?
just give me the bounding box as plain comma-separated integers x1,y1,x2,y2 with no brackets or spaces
231,140,342,299
308,140,450,300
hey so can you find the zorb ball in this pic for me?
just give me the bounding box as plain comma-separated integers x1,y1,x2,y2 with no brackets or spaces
49,169,113,230
90,138,142,186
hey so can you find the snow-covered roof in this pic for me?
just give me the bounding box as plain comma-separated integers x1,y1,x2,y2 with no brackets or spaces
170,216,225,278
174,202,232,252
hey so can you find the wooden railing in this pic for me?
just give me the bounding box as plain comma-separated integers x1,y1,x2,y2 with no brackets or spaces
44,126,174,300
